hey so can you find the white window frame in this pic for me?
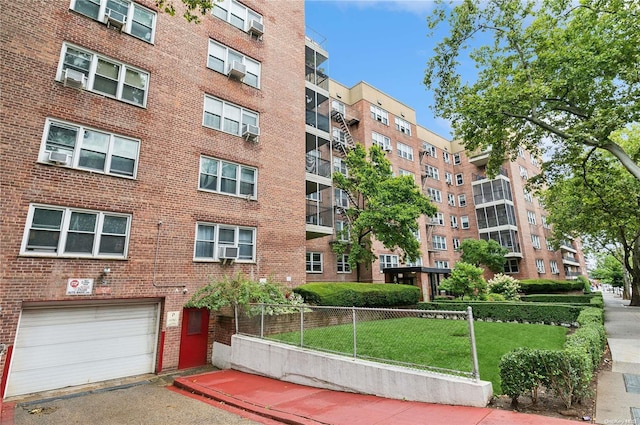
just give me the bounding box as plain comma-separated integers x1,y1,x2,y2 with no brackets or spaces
550,260,560,274
69,0,157,43
518,146,526,158
504,258,519,274
399,169,415,182
333,157,348,176
527,210,537,225
431,212,445,226
450,215,458,228
445,172,453,185
432,235,447,250
372,132,391,151
427,187,442,203
379,254,399,270
447,193,456,207
336,220,350,242
546,239,555,251
455,173,464,186
422,142,437,159
443,151,450,163
21,204,131,258
57,43,149,107
203,94,259,137
212,0,263,33
453,153,461,165
461,216,470,229
458,194,467,207
39,118,140,178
531,234,541,249
519,166,529,179
397,142,414,161
425,165,439,180
306,252,323,273
335,188,349,208
194,222,256,262
536,259,545,274
199,155,257,199
541,215,550,229
337,254,351,273
524,189,533,203
434,260,449,269
370,105,389,125
332,99,346,114
208,39,261,88
395,117,411,135
453,238,461,250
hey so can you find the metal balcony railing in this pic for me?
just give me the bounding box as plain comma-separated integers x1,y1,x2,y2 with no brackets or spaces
306,202,333,227
305,154,331,178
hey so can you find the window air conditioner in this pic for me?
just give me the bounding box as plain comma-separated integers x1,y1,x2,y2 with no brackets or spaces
62,68,87,89
247,19,264,37
219,246,239,260
48,151,69,164
384,146,392,153
537,267,544,274
105,9,126,31
227,61,246,80
242,124,260,142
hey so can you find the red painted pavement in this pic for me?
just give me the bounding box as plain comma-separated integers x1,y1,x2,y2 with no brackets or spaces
173,369,583,425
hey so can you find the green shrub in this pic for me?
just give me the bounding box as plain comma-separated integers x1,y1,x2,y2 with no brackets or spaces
486,293,507,302
487,274,521,301
519,279,585,294
576,276,591,293
499,348,548,405
293,282,420,307
521,294,598,304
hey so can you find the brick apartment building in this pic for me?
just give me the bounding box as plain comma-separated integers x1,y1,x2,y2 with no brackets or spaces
1,0,306,398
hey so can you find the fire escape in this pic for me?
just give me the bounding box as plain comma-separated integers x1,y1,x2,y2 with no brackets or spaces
419,146,437,261
331,106,359,225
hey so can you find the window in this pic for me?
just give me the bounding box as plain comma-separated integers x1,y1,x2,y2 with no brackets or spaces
527,210,537,225
524,189,533,203
476,204,518,229
443,151,450,163
450,215,458,228
306,252,323,273
395,117,411,135
531,234,541,249
432,235,447,250
519,166,529,179
58,43,149,106
536,259,545,274
335,188,349,208
546,239,555,251
434,260,449,269
412,228,421,241
212,0,263,33
444,172,453,185
530,155,539,166
70,0,156,43
405,257,423,267
21,204,130,258
455,173,464,186
453,238,461,250
422,142,437,159
370,105,389,125
203,95,258,136
397,142,414,161
372,132,391,151
337,254,351,273
332,99,346,115
333,157,348,176
194,223,255,261
208,39,261,88
453,153,461,165
427,187,442,203
518,146,526,158
40,118,139,178
504,258,519,274
550,260,560,274
431,212,445,226
336,220,350,242
424,165,439,180
399,169,415,181
461,216,470,229
458,194,467,207
199,156,257,198
541,215,550,229
379,254,398,270
447,193,455,206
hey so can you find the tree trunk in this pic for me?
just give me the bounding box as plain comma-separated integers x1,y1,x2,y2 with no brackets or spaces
629,253,640,307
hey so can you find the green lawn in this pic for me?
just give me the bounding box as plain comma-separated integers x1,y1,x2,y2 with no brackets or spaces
268,317,567,394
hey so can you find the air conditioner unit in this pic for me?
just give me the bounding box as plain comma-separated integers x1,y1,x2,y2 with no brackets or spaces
384,146,392,153
105,9,126,31
537,267,544,274
48,151,69,164
242,124,260,142
247,19,264,37
227,61,246,80
219,246,239,261
62,68,87,89
446,181,452,186
452,224,458,228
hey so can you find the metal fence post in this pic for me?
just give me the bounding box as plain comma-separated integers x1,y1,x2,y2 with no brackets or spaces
352,307,357,358
467,306,480,382
260,304,264,338
300,305,304,347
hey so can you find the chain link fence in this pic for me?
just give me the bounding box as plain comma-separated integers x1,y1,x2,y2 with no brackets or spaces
234,304,480,381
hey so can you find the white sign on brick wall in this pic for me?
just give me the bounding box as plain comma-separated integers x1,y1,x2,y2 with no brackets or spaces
66,278,93,295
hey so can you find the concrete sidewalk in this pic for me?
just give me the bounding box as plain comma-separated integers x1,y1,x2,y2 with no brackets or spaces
595,290,640,425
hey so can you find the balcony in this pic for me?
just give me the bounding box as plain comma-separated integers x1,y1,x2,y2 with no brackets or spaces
305,154,331,179
468,146,492,166
562,256,581,266
306,202,333,239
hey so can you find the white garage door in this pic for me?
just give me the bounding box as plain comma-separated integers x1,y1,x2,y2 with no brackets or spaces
6,303,160,397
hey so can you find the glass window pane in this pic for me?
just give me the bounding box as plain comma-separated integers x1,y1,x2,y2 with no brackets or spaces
208,56,224,73
239,229,253,243
195,241,214,258
65,233,95,253
242,111,257,126
197,224,215,240
94,59,120,96
99,235,125,254
223,118,239,134
27,230,60,250
73,0,100,19
68,212,97,232
218,228,235,244
32,208,64,229
82,130,110,152
110,156,135,176
97,58,120,80
103,215,127,234
230,14,244,29
212,6,227,20
124,69,146,89
112,137,138,159
78,150,106,171
46,123,77,153
204,113,221,129
238,244,252,259
64,48,92,74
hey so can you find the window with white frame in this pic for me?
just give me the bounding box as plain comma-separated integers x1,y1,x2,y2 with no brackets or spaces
524,189,533,203
333,157,348,176
450,215,458,228
208,40,261,88
531,234,541,249
337,254,351,273
527,210,537,225
395,117,411,135
412,228,421,241
331,99,346,114
399,169,415,181
333,128,347,146
421,142,437,159
447,193,455,206
504,258,519,274
519,166,529,179
443,151,450,163
212,0,263,33
372,132,391,151
546,239,554,251
536,259,545,273
461,216,470,229
434,260,450,269
432,235,447,250
336,220,350,242
541,215,550,229
397,142,414,161
203,94,258,136
427,187,442,203
405,257,423,267
518,146,526,158
424,165,439,180
453,238,461,250
199,156,256,198
455,173,464,185
530,155,539,166
21,204,130,258
195,222,256,261
379,254,398,270
431,212,445,226
335,188,349,208
550,260,559,274
370,105,389,125
40,118,139,178
453,153,461,165
306,252,323,273
58,43,149,106
458,194,467,207
70,0,156,43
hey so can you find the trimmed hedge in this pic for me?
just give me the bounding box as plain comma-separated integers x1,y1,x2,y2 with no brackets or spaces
521,294,601,304
293,282,420,307
417,301,584,325
519,279,585,294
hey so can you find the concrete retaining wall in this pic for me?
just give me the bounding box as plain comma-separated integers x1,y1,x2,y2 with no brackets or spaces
229,335,493,407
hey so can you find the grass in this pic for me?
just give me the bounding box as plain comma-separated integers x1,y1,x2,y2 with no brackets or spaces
268,317,567,394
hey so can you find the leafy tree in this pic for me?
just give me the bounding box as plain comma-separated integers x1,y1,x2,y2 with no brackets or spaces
458,239,508,273
425,0,640,181
591,254,626,288
156,0,216,23
331,144,436,281
439,262,486,300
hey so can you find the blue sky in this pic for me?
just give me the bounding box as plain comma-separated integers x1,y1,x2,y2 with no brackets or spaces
305,0,455,139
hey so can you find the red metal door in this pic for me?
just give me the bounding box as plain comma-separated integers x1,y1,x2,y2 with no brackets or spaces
178,308,210,369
